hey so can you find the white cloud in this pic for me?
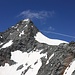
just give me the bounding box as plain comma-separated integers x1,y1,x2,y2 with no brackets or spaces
18,10,55,19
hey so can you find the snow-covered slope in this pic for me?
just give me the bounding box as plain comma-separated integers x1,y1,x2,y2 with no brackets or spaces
0,50,47,75
0,19,75,75
34,32,68,45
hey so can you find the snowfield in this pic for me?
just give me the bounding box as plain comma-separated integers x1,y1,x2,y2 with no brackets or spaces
0,50,47,75
34,32,68,45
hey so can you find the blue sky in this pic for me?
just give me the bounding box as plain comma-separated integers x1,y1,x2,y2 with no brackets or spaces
0,0,75,42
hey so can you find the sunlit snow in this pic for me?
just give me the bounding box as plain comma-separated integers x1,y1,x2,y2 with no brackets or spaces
0,36,2,38
0,50,47,75
10,33,12,35
24,24,28,28
11,26,14,28
46,53,54,65
23,19,30,22
12,24,19,29
1,40,13,48
19,30,24,37
63,60,75,75
0,43,3,46
17,29,19,31
34,32,68,45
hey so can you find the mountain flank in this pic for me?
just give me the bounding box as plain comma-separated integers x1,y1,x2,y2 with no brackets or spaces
0,19,75,75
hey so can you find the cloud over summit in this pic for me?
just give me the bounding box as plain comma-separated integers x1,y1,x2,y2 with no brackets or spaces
18,10,55,19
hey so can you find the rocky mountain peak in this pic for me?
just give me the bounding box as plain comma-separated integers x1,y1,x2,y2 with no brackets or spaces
0,19,39,41
0,19,75,75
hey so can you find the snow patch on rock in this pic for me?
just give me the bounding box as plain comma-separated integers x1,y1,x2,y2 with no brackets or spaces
19,30,24,37
46,53,54,65
63,60,75,75
0,36,2,38
0,43,3,46
23,19,30,22
1,40,13,48
24,25,28,28
17,29,19,31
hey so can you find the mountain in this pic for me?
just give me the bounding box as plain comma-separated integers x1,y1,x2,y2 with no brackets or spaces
0,19,75,75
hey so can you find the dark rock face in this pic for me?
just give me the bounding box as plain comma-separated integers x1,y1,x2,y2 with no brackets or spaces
0,19,75,75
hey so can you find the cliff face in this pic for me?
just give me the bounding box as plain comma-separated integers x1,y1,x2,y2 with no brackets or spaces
0,19,75,75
